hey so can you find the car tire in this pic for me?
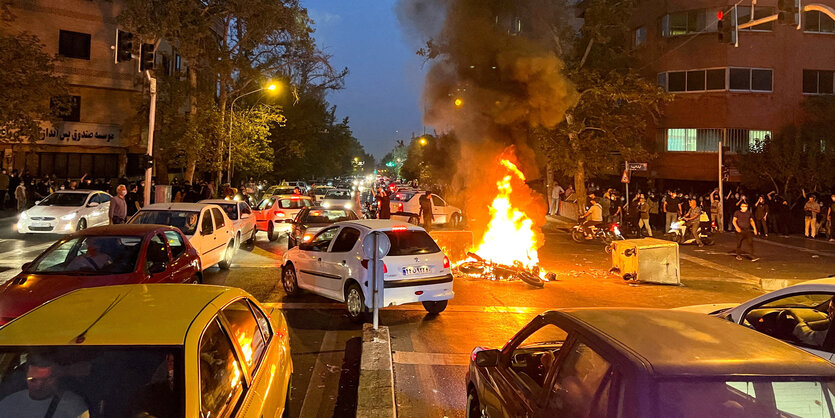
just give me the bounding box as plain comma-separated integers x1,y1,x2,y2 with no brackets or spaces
466,391,483,418
190,274,201,284
282,264,300,296
76,218,87,231
422,300,448,314
345,283,367,323
218,241,235,270
268,222,278,242
408,216,420,225
282,384,292,418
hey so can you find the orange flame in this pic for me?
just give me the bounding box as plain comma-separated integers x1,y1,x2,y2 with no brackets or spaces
472,159,540,268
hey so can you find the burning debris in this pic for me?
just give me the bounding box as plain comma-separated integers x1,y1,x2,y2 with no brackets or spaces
457,252,553,288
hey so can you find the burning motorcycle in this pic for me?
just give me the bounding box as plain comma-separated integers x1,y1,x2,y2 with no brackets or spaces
456,252,547,288
570,217,625,253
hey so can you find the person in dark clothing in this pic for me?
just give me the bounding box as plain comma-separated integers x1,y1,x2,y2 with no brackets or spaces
754,195,769,237
418,192,434,231
8,169,20,210
376,189,391,219
777,198,791,237
733,202,759,261
126,183,140,216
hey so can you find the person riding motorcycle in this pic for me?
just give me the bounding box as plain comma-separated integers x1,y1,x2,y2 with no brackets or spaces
581,197,604,239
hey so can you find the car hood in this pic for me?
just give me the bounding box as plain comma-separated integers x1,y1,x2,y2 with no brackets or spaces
0,272,141,323
672,303,738,315
24,205,81,218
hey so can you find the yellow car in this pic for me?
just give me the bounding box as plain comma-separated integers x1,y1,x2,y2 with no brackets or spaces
0,284,292,417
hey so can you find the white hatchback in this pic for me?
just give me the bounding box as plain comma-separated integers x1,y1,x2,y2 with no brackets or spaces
389,191,463,228
199,199,257,247
129,203,236,271
18,190,112,233
281,220,454,321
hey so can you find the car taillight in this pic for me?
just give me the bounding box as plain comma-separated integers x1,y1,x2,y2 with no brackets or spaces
610,223,619,232
398,203,403,211
443,256,450,269
392,226,408,231
360,259,387,273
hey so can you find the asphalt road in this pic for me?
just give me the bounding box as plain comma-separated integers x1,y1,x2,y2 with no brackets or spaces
1,212,834,417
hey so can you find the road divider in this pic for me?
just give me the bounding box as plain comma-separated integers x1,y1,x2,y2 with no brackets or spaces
357,323,396,418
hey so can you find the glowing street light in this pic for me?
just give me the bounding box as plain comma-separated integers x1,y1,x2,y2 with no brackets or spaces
419,137,427,146
454,98,463,107
227,80,281,184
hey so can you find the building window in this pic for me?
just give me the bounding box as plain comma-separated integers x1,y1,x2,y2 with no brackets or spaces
161,54,171,76
660,68,726,92
737,6,775,31
634,26,647,47
748,130,771,148
58,30,91,60
662,10,705,37
729,68,772,92
667,129,697,151
803,70,835,94
804,10,835,33
666,128,770,153
667,71,686,92
706,68,726,90
175,54,182,72
50,96,81,122
657,72,667,89
686,70,705,91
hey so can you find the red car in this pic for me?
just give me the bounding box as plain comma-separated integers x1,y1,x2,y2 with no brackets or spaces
252,194,314,241
0,224,201,326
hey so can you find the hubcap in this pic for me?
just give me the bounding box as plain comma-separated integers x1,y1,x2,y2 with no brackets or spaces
283,270,295,292
347,288,362,316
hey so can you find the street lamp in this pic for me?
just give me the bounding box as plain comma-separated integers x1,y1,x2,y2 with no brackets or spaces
419,137,427,146
454,98,463,108
228,81,280,185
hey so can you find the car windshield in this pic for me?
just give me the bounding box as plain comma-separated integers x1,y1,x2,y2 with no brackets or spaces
0,346,184,417
28,236,143,274
278,198,310,209
130,210,200,236
656,378,835,417
257,198,275,210
391,191,416,202
302,209,351,224
217,204,237,220
37,193,88,207
383,230,441,256
325,190,351,200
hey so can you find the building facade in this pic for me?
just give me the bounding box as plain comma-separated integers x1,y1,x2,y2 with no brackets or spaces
629,0,835,183
2,0,182,179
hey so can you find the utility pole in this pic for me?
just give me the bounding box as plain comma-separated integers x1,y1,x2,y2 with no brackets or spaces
144,71,157,207
718,136,725,232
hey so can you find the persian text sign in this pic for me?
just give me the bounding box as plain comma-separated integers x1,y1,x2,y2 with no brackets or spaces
37,122,122,147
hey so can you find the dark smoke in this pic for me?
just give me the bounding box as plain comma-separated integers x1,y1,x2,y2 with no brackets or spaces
396,0,578,241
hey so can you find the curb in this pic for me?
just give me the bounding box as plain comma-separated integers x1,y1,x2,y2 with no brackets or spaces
356,323,396,418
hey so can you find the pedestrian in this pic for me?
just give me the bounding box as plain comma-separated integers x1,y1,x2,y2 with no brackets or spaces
754,195,769,237
126,183,140,216
767,191,779,234
804,194,821,238
709,189,721,230
8,169,20,210
109,184,128,224
638,196,652,236
376,189,391,219
828,194,835,242
682,198,704,247
549,182,564,216
418,191,434,231
733,202,759,261
0,169,8,210
664,191,679,232
600,189,612,224
14,181,26,212
648,192,660,231
778,198,791,237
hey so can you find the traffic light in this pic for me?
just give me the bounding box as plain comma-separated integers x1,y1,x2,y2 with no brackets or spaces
778,0,799,25
139,43,155,71
717,11,733,43
115,30,133,63
141,154,154,170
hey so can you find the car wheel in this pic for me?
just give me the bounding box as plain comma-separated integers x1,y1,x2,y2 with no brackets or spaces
76,218,87,231
268,222,278,242
190,274,201,284
466,391,483,418
408,216,420,225
345,283,367,323
218,241,235,270
282,384,292,418
282,264,300,296
247,227,257,245
422,300,448,314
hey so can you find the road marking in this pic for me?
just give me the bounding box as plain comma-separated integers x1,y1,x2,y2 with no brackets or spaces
298,331,342,417
753,238,834,257
679,254,762,283
263,302,544,314
392,351,469,366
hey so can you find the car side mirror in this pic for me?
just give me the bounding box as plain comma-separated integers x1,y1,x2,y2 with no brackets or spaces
475,349,501,367
298,242,313,251
87,201,100,207
21,262,31,272
148,261,167,274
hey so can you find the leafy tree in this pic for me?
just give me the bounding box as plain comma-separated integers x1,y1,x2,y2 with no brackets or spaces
230,104,285,180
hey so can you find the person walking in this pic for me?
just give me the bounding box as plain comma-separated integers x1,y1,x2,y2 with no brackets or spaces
549,182,564,216
109,184,128,224
637,196,652,236
664,191,679,232
14,181,26,212
709,189,721,230
754,196,769,237
418,191,434,231
733,202,759,261
376,189,391,220
648,193,660,231
682,198,704,247
804,195,821,238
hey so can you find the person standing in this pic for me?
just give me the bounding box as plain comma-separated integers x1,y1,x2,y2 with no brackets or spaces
733,202,759,261
778,198,792,237
804,195,821,238
109,184,128,224
664,191,679,232
637,196,652,236
709,189,721,230
754,196,769,237
126,183,141,216
0,169,8,210
14,181,26,212
8,169,20,210
828,194,835,242
376,189,391,219
549,182,564,216
418,191,434,231
682,198,704,247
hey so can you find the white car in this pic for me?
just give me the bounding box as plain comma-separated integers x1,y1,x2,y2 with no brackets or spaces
129,203,236,271
311,185,334,202
677,277,835,362
321,188,354,210
281,220,454,321
390,191,463,227
199,199,258,248
18,190,112,233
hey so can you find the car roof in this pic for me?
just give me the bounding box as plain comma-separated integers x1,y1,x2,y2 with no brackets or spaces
140,202,214,211
0,284,246,346
553,308,835,378
68,224,176,236
338,219,422,231
272,194,313,199
790,277,835,288
53,190,98,194
199,199,238,206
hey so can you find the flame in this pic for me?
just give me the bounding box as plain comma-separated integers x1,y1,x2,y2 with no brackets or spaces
472,159,540,268
237,333,254,364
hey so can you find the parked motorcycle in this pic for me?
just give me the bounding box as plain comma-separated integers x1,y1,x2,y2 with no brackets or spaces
570,217,625,253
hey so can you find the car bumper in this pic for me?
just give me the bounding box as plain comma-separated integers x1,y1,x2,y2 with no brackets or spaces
16,219,77,233
376,274,455,307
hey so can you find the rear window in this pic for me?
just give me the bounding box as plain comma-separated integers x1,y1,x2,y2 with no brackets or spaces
130,210,200,236
302,209,351,224
279,199,311,209
391,192,416,202
325,190,352,199
383,230,440,256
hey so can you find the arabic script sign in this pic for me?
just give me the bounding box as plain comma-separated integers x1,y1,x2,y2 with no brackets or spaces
38,122,122,147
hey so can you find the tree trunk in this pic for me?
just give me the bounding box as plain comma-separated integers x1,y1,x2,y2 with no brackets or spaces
575,160,587,213
184,66,198,184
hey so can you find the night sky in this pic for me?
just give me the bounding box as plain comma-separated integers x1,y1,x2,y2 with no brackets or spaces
305,0,429,159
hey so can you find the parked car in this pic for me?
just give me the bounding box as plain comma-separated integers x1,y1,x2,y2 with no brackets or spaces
129,203,236,271
199,199,258,247
390,191,463,228
17,190,112,233
253,195,314,241
0,284,292,417
677,277,835,362
287,207,360,248
467,308,835,418
0,225,201,326
321,188,354,210
282,220,453,321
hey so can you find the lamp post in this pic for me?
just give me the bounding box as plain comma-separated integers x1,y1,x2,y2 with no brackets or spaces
227,82,278,185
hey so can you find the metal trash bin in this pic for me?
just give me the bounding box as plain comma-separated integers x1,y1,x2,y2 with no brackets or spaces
611,238,680,285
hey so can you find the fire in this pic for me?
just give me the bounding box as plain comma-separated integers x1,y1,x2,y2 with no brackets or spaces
472,159,540,268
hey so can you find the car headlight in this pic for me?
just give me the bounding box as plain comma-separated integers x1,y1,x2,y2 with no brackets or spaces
19,212,27,220
61,212,77,221
322,202,331,208
344,203,353,209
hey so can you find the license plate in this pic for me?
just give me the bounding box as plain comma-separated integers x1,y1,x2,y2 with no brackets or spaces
402,265,430,275
32,222,48,228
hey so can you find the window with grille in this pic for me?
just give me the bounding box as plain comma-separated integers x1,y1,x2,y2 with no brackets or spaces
58,30,91,60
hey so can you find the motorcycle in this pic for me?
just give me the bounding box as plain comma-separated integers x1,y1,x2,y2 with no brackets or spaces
570,217,625,253
667,213,715,246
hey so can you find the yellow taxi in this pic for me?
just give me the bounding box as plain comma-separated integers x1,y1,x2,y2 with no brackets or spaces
0,284,292,417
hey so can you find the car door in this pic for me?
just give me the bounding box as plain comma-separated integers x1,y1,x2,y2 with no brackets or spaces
96,193,112,225
543,339,618,417
239,202,254,236
198,317,248,417
432,195,448,224
143,233,172,282
319,226,362,297
296,226,340,291
198,209,221,267
164,230,195,282
211,207,231,247
78,193,96,223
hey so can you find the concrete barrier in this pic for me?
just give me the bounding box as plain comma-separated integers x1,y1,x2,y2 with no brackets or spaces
356,324,396,418
429,230,474,263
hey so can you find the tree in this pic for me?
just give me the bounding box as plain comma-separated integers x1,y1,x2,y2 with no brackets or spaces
0,32,67,144
230,104,285,179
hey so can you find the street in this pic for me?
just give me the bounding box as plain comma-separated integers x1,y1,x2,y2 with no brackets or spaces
2,213,833,417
